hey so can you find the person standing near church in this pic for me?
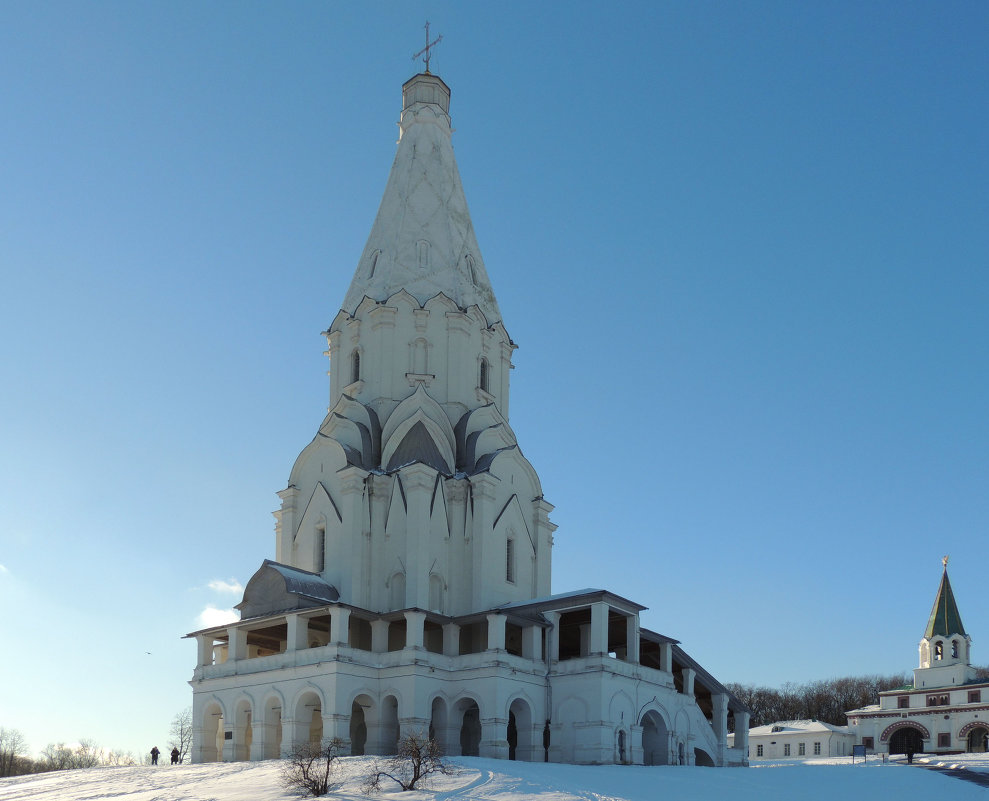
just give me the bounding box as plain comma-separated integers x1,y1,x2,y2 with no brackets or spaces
150,746,160,765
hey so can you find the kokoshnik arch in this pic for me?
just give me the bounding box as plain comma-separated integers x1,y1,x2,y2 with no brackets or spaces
186,69,750,768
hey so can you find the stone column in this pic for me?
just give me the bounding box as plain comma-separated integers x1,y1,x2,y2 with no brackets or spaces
534,499,556,596
249,717,264,760
196,634,214,667
445,311,471,405
221,725,235,762
626,614,640,664
324,712,351,752
486,613,507,651
469,474,499,610
371,619,390,653
339,466,368,605
404,611,426,648
659,641,673,674
400,716,430,741
734,711,750,758
629,724,644,765
712,692,728,764
274,486,299,564
399,463,437,609
681,667,695,697
522,625,542,660
480,716,509,759
228,627,247,661
443,622,461,656
590,602,609,656
286,614,308,651
544,611,560,662
330,606,351,645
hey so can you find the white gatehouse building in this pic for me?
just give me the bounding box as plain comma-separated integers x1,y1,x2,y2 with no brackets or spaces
186,68,749,768
847,562,989,755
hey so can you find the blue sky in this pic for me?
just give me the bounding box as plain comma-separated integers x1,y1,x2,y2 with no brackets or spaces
1,2,986,757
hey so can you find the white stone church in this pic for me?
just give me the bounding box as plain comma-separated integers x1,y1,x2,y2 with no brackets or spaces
186,70,749,767
847,562,989,755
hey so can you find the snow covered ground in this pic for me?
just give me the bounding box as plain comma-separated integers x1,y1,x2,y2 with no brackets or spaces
2,754,989,801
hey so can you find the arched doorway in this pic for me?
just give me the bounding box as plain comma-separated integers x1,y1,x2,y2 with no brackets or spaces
458,700,481,756
507,698,533,761
640,710,669,766
350,696,372,756
293,691,322,752
695,747,715,766
889,727,924,755
429,697,449,753
968,726,989,753
308,708,322,747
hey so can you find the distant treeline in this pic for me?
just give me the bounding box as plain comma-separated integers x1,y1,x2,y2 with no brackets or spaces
726,666,989,730
0,731,137,778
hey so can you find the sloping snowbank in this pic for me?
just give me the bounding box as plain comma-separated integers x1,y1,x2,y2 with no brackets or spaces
2,754,988,801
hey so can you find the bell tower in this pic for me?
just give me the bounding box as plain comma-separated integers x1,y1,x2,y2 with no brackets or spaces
914,558,975,689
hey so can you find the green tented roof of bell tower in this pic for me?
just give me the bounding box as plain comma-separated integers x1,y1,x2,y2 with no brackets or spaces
924,567,966,639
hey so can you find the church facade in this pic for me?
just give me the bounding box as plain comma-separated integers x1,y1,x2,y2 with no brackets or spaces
186,71,749,767
847,563,989,755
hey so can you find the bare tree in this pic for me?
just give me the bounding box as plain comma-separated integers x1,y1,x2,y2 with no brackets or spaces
41,743,75,771
102,749,136,767
73,739,102,768
168,707,193,764
281,738,344,798
364,730,452,793
0,727,28,778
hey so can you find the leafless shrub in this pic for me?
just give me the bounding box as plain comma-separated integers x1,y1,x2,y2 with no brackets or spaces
363,730,452,793
281,737,344,797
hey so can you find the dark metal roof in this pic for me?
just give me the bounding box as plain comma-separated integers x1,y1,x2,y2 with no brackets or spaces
386,420,451,474
925,567,966,639
263,561,340,604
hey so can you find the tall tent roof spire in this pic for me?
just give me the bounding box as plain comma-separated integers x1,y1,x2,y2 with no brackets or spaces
924,558,966,639
341,71,502,325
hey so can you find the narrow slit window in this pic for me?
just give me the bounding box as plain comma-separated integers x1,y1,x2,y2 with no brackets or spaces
506,538,515,583
315,527,325,573
351,350,361,383
479,358,489,393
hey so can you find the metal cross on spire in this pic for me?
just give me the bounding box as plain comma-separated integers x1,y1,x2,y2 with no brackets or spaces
412,21,443,74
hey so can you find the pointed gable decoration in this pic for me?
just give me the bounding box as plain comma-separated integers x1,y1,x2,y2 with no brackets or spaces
924,565,966,639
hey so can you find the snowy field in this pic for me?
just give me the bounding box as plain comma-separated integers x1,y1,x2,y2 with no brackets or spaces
2,754,988,801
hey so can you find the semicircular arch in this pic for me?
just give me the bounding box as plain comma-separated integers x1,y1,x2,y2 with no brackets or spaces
881,720,930,741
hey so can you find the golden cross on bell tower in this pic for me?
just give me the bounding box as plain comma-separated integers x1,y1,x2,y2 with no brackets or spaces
413,21,443,74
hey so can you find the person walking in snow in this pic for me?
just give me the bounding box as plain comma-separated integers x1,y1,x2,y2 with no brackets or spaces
170,747,179,765
150,746,160,765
